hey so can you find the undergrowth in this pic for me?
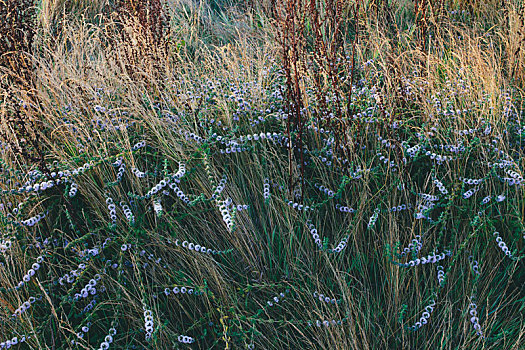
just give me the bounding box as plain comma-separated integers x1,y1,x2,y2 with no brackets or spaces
0,0,524,349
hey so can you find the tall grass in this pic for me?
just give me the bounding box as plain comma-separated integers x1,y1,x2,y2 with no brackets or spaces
0,0,523,349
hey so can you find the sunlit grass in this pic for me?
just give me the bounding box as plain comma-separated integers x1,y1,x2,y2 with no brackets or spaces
0,0,524,349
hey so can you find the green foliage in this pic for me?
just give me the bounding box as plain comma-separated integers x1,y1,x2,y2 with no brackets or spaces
0,1,524,349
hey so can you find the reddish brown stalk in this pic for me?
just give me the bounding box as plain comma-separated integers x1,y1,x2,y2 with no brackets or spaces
344,0,360,163
277,0,361,188
0,92,51,176
114,0,171,84
0,0,36,88
415,0,429,52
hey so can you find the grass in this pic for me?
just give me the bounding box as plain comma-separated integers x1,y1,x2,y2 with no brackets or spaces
0,0,524,349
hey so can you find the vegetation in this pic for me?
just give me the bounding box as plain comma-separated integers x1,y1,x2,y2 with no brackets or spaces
0,0,524,349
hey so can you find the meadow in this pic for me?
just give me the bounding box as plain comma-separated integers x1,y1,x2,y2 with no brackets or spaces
0,0,524,349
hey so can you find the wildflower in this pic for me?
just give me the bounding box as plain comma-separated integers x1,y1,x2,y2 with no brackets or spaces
177,335,194,344
468,299,483,337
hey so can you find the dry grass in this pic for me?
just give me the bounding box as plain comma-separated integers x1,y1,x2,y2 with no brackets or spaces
0,1,523,349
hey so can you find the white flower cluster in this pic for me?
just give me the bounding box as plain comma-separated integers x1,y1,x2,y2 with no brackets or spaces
495,194,506,202
163,286,205,296
21,211,46,227
503,169,523,186
460,177,484,186
12,295,40,317
169,183,191,204
153,199,163,217
139,249,162,266
397,235,422,257
263,178,271,200
13,166,92,195
377,152,396,169
119,202,134,224
317,154,333,167
106,196,117,225
348,167,366,180
217,199,234,231
367,208,380,229
434,143,465,153
177,335,194,344
58,262,88,285
94,104,106,112
327,236,349,253
335,204,355,213
313,291,339,305
307,319,343,327
488,159,514,169
418,193,439,202
132,167,146,178
307,222,323,249
114,161,126,182
468,301,483,337
74,274,101,300
20,179,52,193
97,327,117,350
406,144,421,158
78,238,109,259
307,124,330,134
0,239,12,253
401,251,451,268
502,176,521,186
287,201,314,211
173,162,186,180
415,196,437,219
73,163,93,175
454,128,477,136
462,186,480,199
493,232,516,259
16,255,44,289
469,256,481,275
233,204,249,211
32,179,56,192
173,238,224,255
237,132,282,143
73,322,92,344
266,289,289,307
0,335,29,349
433,179,448,195
69,182,78,197
481,195,491,205
132,140,146,151
34,237,52,249
314,183,336,197
389,203,413,213
82,299,97,314
425,151,454,162
144,309,154,341
437,266,445,285
219,145,249,154
121,243,132,252
179,130,204,143
112,157,123,167
207,173,227,199
377,135,396,149
409,299,436,330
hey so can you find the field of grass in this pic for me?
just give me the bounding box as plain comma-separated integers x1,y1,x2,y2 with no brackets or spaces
0,0,524,349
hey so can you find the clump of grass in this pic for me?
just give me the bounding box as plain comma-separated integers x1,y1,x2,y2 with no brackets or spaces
0,0,37,88
0,1,524,349
112,0,171,81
